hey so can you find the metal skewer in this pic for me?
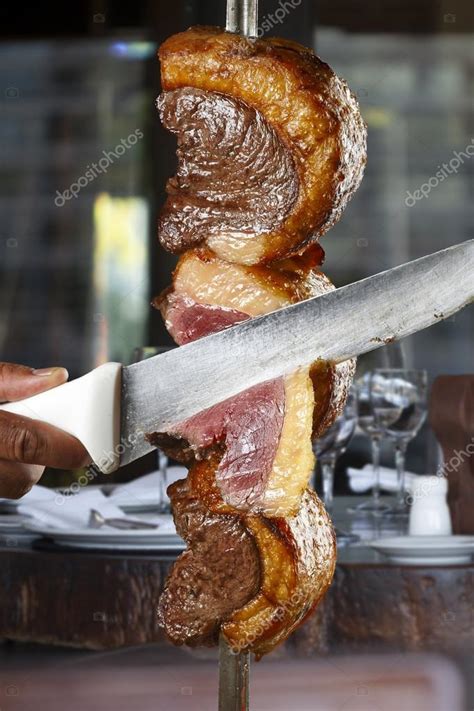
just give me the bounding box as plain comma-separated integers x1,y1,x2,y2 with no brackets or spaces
218,6,257,704
226,0,259,38
218,634,250,711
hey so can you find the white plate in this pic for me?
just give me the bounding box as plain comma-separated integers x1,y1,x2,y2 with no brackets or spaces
0,487,67,513
23,519,185,551
369,535,474,565
0,513,31,530
0,487,163,514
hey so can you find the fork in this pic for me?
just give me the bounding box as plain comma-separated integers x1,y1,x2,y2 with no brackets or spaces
88,509,158,530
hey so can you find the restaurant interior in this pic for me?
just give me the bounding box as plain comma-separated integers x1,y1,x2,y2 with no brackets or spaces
0,1,473,709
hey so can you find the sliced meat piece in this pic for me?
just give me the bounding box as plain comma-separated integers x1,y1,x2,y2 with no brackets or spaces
152,367,314,517
223,488,336,659
158,477,261,647
311,358,357,439
159,479,335,657
166,245,319,317
169,378,286,510
150,247,355,514
158,87,299,258
156,291,249,345
159,26,367,265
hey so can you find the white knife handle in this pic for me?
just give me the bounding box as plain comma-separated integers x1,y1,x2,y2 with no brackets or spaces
0,362,122,474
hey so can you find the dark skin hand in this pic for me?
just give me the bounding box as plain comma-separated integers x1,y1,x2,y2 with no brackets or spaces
0,363,91,499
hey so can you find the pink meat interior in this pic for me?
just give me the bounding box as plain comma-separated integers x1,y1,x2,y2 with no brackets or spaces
164,292,286,508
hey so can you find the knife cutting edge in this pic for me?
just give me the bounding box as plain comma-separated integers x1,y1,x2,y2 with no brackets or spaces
0,239,472,473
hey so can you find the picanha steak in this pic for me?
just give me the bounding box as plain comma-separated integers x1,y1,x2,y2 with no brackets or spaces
148,26,366,658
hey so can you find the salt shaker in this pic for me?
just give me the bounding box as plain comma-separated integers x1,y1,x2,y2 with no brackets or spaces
409,476,452,536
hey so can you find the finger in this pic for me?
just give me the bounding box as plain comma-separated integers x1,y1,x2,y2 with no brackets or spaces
0,460,44,499
0,362,69,403
0,411,92,469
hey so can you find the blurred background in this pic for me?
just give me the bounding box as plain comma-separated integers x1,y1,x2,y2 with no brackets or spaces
0,4,472,709
0,0,472,483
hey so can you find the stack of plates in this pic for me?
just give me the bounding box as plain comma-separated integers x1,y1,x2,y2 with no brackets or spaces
0,513,38,545
369,536,474,565
23,514,184,552
0,499,23,514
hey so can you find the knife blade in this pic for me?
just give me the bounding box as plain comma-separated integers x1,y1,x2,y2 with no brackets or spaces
1,241,472,472
121,239,473,465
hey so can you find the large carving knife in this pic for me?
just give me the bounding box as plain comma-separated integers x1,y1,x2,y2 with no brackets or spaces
0,240,473,474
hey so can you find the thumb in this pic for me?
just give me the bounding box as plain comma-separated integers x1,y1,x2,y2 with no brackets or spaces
0,363,69,403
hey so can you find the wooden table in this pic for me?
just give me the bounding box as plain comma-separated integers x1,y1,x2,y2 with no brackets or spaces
0,498,472,655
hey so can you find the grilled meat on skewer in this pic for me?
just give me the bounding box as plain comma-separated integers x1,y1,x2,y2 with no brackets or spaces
150,25,366,656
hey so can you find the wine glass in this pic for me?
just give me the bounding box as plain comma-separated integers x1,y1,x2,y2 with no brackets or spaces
370,369,427,515
313,389,358,512
132,346,173,513
347,374,390,515
355,341,407,376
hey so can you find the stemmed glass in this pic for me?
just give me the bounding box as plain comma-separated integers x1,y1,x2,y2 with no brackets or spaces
313,389,358,513
347,374,390,515
132,346,172,513
370,368,427,515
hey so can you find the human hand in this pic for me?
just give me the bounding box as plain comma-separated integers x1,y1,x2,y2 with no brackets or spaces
0,363,91,498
